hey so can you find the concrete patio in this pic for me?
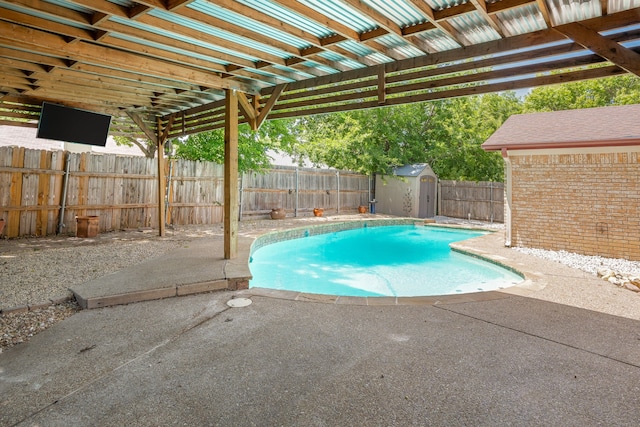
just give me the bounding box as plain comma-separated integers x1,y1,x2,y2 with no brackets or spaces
1,219,639,425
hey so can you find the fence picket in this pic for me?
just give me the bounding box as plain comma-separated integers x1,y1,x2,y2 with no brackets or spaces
438,180,504,222
1,147,503,237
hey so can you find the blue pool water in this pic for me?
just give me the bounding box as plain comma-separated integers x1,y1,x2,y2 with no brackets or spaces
249,225,523,297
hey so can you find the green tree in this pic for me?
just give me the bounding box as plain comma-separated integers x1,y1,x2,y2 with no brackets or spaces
173,120,297,172
113,135,157,158
424,93,520,181
287,92,521,181
523,75,640,112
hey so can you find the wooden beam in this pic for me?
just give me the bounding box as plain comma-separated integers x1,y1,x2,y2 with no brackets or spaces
127,111,158,144
224,89,239,259
0,21,261,95
264,65,626,120
555,22,640,77
377,65,386,105
162,115,175,142
486,0,533,15
536,0,552,27
255,83,287,129
469,0,504,37
237,91,257,130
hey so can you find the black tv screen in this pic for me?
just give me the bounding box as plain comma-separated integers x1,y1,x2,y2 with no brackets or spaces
36,102,112,146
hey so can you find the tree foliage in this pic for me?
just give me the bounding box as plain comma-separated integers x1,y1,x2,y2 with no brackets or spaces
113,135,157,158
123,75,639,181
288,92,520,181
523,75,640,112
172,120,297,173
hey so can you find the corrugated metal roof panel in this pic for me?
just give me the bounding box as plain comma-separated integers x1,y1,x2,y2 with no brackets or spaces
364,52,396,64
496,4,548,36
547,0,601,26
269,64,316,80
300,0,376,33
107,0,137,7
188,1,311,50
317,51,367,69
148,9,291,60
375,34,425,57
424,0,468,11
239,0,336,38
448,11,501,44
44,0,95,14
337,40,380,57
608,0,640,13
363,0,427,27
108,33,229,66
301,62,339,75
108,16,259,62
417,29,462,52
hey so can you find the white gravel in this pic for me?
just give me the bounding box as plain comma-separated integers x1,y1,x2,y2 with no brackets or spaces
514,247,640,278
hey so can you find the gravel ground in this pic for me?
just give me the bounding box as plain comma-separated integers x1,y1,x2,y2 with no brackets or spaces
2,216,639,352
0,225,226,352
515,247,640,277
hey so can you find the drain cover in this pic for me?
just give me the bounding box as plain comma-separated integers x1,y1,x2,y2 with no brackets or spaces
226,298,252,308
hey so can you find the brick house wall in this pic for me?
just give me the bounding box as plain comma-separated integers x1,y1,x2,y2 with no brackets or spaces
506,147,640,260
483,105,640,261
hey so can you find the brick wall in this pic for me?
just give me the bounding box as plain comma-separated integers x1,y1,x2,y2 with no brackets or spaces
509,149,640,260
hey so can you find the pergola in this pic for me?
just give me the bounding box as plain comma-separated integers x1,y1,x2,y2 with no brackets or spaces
1,0,639,258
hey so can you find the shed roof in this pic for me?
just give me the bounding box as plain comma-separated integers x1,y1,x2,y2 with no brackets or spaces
482,104,640,151
393,163,432,177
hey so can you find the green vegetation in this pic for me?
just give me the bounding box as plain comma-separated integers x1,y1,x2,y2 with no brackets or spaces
172,119,297,173
127,75,640,181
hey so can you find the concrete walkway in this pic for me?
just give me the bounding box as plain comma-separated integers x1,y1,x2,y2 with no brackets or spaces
70,235,253,309
2,224,640,425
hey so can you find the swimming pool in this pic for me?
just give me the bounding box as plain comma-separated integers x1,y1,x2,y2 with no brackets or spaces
249,225,523,297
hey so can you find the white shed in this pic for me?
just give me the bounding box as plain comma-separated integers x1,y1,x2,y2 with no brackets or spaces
375,164,437,218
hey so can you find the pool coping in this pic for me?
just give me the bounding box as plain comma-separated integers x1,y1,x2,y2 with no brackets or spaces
63,218,538,311
242,219,534,305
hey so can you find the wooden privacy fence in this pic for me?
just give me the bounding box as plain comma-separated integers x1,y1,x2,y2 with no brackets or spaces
0,147,371,238
438,180,504,223
241,166,371,219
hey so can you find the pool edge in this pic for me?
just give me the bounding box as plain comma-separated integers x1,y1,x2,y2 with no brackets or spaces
244,219,535,305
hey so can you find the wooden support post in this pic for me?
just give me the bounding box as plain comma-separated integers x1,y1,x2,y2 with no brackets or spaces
378,65,386,104
224,89,239,259
157,117,166,237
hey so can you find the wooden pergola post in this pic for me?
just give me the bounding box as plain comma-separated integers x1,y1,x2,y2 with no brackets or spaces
157,117,166,237
224,89,239,259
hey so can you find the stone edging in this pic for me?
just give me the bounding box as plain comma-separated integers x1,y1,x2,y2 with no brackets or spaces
1,295,74,316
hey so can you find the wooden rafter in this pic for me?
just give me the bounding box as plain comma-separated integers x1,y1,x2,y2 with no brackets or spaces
555,22,640,77
407,0,465,47
536,0,553,27
0,21,260,94
0,0,639,136
469,0,505,37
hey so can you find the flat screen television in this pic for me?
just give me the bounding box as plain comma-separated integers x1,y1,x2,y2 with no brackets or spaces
36,102,112,146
